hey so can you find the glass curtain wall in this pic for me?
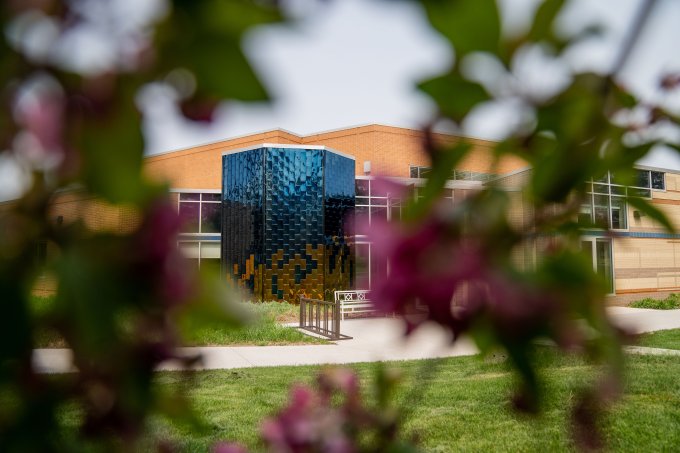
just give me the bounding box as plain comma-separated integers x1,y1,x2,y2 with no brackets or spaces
580,170,665,230
354,177,465,289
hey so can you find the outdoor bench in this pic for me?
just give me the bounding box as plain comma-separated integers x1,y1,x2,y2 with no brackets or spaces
333,290,374,320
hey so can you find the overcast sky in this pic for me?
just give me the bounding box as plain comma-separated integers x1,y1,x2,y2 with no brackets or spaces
142,0,680,168
2,0,680,201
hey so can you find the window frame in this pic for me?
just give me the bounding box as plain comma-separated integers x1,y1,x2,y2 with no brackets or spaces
174,189,222,236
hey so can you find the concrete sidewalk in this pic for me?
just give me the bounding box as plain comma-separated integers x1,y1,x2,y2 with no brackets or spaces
32,307,680,373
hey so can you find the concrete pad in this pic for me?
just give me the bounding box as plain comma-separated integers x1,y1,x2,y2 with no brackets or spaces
607,307,680,333
31,307,680,374
625,346,680,356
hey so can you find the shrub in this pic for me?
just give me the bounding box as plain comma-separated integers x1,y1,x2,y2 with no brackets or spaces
630,295,680,310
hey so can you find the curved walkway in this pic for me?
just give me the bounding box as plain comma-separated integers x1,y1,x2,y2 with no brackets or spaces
32,307,680,373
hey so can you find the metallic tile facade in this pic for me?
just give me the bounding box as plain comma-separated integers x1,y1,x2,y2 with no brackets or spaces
222,147,355,301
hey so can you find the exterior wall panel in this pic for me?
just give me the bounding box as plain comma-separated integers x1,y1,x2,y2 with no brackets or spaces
222,146,355,301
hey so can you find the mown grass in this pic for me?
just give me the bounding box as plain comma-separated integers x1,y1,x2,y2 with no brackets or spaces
637,328,680,350
629,293,680,309
181,301,326,346
137,350,680,452
30,296,325,347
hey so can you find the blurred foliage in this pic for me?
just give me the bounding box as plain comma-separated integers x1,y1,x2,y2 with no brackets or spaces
214,365,416,453
1,0,680,452
366,0,680,450
0,0,287,450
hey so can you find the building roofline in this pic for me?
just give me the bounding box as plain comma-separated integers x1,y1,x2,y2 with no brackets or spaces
144,123,503,159
221,143,356,161
145,128,302,159
635,163,680,175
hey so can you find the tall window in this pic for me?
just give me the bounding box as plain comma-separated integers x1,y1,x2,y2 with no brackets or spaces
354,178,470,289
581,238,614,294
176,192,222,271
177,192,221,234
580,170,665,230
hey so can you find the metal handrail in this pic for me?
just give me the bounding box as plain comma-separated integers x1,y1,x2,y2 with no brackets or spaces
299,296,352,340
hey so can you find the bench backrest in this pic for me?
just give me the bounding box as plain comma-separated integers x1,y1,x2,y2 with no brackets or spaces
334,290,370,302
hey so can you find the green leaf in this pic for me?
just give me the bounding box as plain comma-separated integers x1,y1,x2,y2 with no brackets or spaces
528,0,566,44
70,80,150,204
418,73,489,122
154,0,286,102
626,196,675,233
419,0,501,58
403,142,471,220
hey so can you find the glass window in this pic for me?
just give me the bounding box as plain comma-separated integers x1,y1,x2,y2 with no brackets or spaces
179,242,199,258
651,171,665,190
355,196,369,206
593,184,609,194
178,241,220,270
178,192,222,234
354,206,370,234
355,242,371,288
179,202,200,233
636,170,650,188
581,239,614,294
629,188,651,198
611,185,626,196
389,204,402,222
579,203,593,225
593,195,610,227
369,180,389,197
200,202,221,233
356,179,369,196
610,197,627,229
596,240,613,293
371,206,387,222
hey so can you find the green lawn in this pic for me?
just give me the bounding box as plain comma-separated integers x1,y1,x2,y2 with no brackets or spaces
637,329,680,350
139,350,680,452
181,301,327,346
31,296,326,347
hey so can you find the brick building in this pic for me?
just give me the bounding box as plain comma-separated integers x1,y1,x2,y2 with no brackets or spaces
30,124,680,304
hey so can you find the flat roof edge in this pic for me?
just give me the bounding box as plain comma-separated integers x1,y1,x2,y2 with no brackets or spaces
221,143,355,160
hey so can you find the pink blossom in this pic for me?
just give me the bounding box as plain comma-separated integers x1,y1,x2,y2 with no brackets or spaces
366,213,486,337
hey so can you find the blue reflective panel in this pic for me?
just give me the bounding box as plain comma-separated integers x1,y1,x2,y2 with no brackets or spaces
222,149,265,294
324,151,356,296
222,147,355,301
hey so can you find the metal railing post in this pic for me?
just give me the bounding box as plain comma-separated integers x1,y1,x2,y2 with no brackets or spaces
297,296,351,340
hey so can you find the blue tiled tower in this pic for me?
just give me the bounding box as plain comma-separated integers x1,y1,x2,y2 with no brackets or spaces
222,145,355,301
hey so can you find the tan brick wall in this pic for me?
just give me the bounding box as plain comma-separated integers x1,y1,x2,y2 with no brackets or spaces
49,191,141,234
142,124,527,189
613,237,680,294
144,129,303,189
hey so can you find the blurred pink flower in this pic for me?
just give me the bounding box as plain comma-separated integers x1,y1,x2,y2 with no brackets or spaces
132,199,194,306
260,369,381,453
366,213,486,337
